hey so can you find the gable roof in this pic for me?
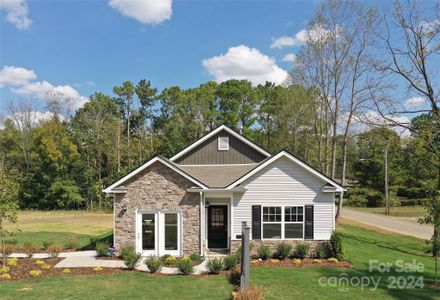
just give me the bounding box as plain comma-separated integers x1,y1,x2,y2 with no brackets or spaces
170,125,271,162
226,150,346,192
103,156,208,193
178,164,260,188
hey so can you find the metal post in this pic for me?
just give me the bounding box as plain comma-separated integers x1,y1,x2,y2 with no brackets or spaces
384,144,389,215
240,221,250,291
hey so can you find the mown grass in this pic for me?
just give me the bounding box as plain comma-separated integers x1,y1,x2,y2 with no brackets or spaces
6,210,113,249
348,206,427,218
1,213,438,299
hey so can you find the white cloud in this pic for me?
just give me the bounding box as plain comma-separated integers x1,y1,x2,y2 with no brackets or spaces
420,19,440,33
352,110,411,137
3,111,64,128
405,96,426,109
282,53,297,63
109,0,172,25
271,23,335,49
0,0,32,29
0,66,88,110
0,65,36,87
202,45,288,86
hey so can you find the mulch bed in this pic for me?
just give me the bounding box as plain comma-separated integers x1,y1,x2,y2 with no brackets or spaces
96,256,123,261
1,258,126,281
251,258,352,268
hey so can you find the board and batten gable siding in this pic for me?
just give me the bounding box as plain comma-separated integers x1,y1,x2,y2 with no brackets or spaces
232,157,335,240
174,130,267,165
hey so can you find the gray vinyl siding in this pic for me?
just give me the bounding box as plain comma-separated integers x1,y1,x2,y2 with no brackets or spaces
175,131,267,165
232,157,335,240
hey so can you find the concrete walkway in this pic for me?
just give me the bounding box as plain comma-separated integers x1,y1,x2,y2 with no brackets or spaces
342,208,433,240
49,253,210,275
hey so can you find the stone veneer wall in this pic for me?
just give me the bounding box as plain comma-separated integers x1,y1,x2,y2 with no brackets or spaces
230,240,325,257
113,161,200,256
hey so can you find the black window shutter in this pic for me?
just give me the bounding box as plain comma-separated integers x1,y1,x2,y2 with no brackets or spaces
305,205,314,240
252,205,261,240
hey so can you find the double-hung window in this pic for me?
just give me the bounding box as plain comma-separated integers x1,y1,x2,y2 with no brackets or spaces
284,206,303,239
261,206,304,239
262,206,282,239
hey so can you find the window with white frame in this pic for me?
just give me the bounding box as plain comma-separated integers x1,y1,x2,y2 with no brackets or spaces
262,206,282,239
284,206,303,239
218,136,229,151
262,206,304,239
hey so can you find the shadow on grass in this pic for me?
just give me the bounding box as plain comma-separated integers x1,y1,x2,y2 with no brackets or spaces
80,232,113,250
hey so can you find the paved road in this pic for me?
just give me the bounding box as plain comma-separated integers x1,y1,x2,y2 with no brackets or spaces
341,208,433,240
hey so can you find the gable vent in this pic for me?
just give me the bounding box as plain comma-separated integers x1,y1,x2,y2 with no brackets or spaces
218,136,229,151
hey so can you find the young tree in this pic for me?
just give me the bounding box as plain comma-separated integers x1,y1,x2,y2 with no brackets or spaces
0,158,19,265
136,79,158,154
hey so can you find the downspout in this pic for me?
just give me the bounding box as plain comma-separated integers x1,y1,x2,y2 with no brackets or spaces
199,191,204,256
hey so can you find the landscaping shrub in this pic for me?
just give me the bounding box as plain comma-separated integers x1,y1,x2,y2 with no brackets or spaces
47,244,63,258
94,267,103,272
257,244,271,260
270,259,279,264
313,259,322,264
35,259,45,266
0,266,10,274
23,242,39,258
62,268,72,274
145,256,162,273
95,241,110,257
292,258,301,264
232,286,263,300
294,243,310,259
176,256,193,274
275,242,292,259
0,273,11,280
223,254,238,270
314,243,327,259
65,235,79,250
6,258,17,266
328,258,338,263
207,258,223,274
227,268,241,286
29,270,41,277
164,256,177,266
41,264,51,270
121,246,141,269
189,252,205,263
330,231,344,259
2,243,15,259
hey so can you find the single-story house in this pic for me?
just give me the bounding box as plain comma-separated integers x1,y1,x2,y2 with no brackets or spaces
103,125,345,256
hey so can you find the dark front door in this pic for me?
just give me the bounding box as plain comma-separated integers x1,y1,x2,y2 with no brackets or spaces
208,205,228,249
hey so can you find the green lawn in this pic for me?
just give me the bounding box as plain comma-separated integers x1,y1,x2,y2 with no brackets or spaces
6,210,113,249
1,217,439,299
348,206,426,218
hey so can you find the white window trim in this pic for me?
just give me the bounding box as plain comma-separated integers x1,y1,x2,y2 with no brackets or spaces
218,136,229,151
136,209,182,257
261,205,305,241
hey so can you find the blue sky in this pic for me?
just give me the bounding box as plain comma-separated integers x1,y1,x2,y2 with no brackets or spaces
0,0,321,113
0,0,436,121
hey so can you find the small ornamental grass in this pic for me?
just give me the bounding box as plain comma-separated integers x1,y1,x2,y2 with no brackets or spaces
0,273,11,280
257,244,272,260
223,254,238,270
41,264,51,270
313,259,322,264
164,256,177,266
35,260,45,266
23,242,39,258
176,256,193,275
95,241,110,257
270,259,280,264
65,235,80,250
29,270,42,277
207,258,223,274
47,244,63,258
292,258,302,265
294,243,310,259
62,268,72,274
94,267,103,272
275,242,292,259
7,258,17,266
314,243,327,259
189,252,205,263
232,286,264,300
145,256,162,273
328,257,339,263
120,246,141,269
250,259,260,265
0,266,10,274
